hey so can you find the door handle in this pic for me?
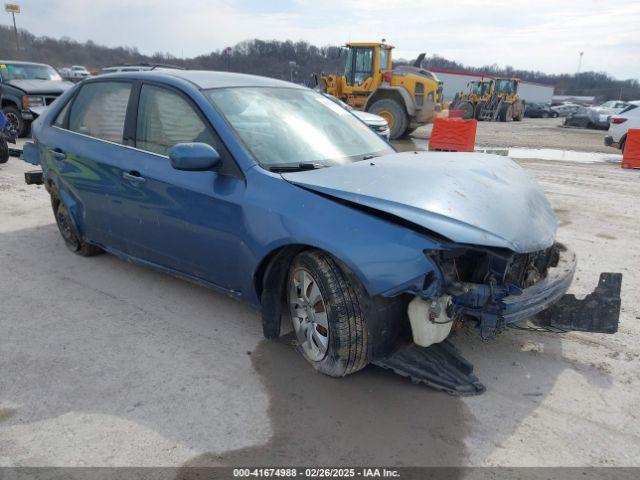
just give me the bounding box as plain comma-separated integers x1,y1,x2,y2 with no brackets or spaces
122,171,146,184
51,148,66,161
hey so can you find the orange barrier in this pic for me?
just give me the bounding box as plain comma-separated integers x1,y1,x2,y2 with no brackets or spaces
622,128,640,169
428,118,477,152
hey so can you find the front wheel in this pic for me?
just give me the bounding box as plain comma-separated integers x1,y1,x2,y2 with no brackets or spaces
287,250,368,377
499,103,514,122
367,98,408,140
2,105,28,138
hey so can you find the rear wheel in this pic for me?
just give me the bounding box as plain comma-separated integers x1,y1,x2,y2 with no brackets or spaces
287,250,368,377
52,197,102,257
368,98,408,140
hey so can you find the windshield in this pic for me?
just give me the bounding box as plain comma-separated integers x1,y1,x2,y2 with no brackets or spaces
205,87,393,168
0,63,62,81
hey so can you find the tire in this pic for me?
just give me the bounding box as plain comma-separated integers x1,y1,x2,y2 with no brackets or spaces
458,101,475,120
552,112,559,118
52,197,102,257
287,250,368,377
474,101,486,120
513,102,524,121
367,98,408,140
499,103,513,122
0,137,8,164
2,105,28,138
620,137,626,154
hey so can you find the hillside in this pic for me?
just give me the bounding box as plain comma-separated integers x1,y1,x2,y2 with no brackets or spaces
1,24,638,100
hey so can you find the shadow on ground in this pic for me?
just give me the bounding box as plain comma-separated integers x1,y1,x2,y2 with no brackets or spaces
177,335,471,470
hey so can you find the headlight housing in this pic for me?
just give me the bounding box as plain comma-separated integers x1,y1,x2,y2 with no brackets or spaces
22,95,45,109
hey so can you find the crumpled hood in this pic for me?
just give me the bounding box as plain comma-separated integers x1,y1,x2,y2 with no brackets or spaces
7,79,73,94
283,152,557,253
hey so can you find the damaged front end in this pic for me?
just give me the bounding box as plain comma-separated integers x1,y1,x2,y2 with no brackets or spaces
375,242,622,396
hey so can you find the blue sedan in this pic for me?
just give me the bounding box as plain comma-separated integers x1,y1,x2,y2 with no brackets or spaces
23,70,619,392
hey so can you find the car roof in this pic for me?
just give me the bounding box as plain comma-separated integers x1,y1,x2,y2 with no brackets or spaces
99,69,305,90
0,60,52,67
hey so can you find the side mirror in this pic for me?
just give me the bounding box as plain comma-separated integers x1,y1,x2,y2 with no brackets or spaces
168,143,221,171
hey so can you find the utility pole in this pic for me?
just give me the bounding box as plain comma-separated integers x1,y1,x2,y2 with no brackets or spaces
4,3,21,57
577,51,584,74
289,61,297,83
223,47,232,71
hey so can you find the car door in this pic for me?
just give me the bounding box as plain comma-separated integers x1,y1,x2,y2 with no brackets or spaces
117,82,248,292
45,80,136,252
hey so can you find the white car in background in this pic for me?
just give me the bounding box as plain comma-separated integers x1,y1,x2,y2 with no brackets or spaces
551,103,583,117
68,65,91,81
604,101,640,152
321,93,391,140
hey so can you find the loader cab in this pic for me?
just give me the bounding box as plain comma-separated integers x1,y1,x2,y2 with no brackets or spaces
343,43,392,87
495,78,519,97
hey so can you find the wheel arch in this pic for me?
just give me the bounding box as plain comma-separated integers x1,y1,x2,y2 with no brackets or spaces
46,177,86,240
255,242,408,361
254,242,376,340
1,96,20,109
365,87,414,116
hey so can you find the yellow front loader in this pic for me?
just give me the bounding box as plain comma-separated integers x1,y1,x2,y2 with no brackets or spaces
475,78,526,122
319,42,441,139
449,78,494,119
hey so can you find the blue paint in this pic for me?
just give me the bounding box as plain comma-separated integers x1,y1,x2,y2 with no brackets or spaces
30,70,574,335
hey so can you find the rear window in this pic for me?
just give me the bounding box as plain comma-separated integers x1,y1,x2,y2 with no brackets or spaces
619,104,638,115
67,82,132,144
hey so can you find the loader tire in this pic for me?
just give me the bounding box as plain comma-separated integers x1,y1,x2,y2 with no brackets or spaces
368,98,408,140
499,103,513,122
474,101,486,120
457,101,475,120
287,250,369,377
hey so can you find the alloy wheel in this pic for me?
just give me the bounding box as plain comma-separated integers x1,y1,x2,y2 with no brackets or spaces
288,268,329,361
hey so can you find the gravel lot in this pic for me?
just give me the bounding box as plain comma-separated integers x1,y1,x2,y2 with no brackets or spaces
1,128,639,467
413,117,615,153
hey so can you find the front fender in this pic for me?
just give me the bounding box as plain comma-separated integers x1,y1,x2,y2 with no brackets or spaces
244,167,446,304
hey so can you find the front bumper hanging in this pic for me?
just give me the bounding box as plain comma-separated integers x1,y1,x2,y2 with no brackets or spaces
377,270,622,396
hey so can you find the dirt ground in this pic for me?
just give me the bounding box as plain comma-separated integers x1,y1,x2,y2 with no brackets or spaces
1,134,639,468
413,117,615,153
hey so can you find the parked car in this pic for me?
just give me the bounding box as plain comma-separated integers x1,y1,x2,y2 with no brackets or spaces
67,65,91,81
23,70,619,393
550,103,583,117
0,60,73,137
563,107,607,129
58,67,71,80
605,101,640,152
524,102,558,118
322,92,390,140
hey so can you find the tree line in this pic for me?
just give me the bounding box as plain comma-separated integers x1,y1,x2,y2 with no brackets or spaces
1,24,638,101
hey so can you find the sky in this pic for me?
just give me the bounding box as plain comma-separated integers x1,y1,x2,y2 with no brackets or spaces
6,0,640,79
